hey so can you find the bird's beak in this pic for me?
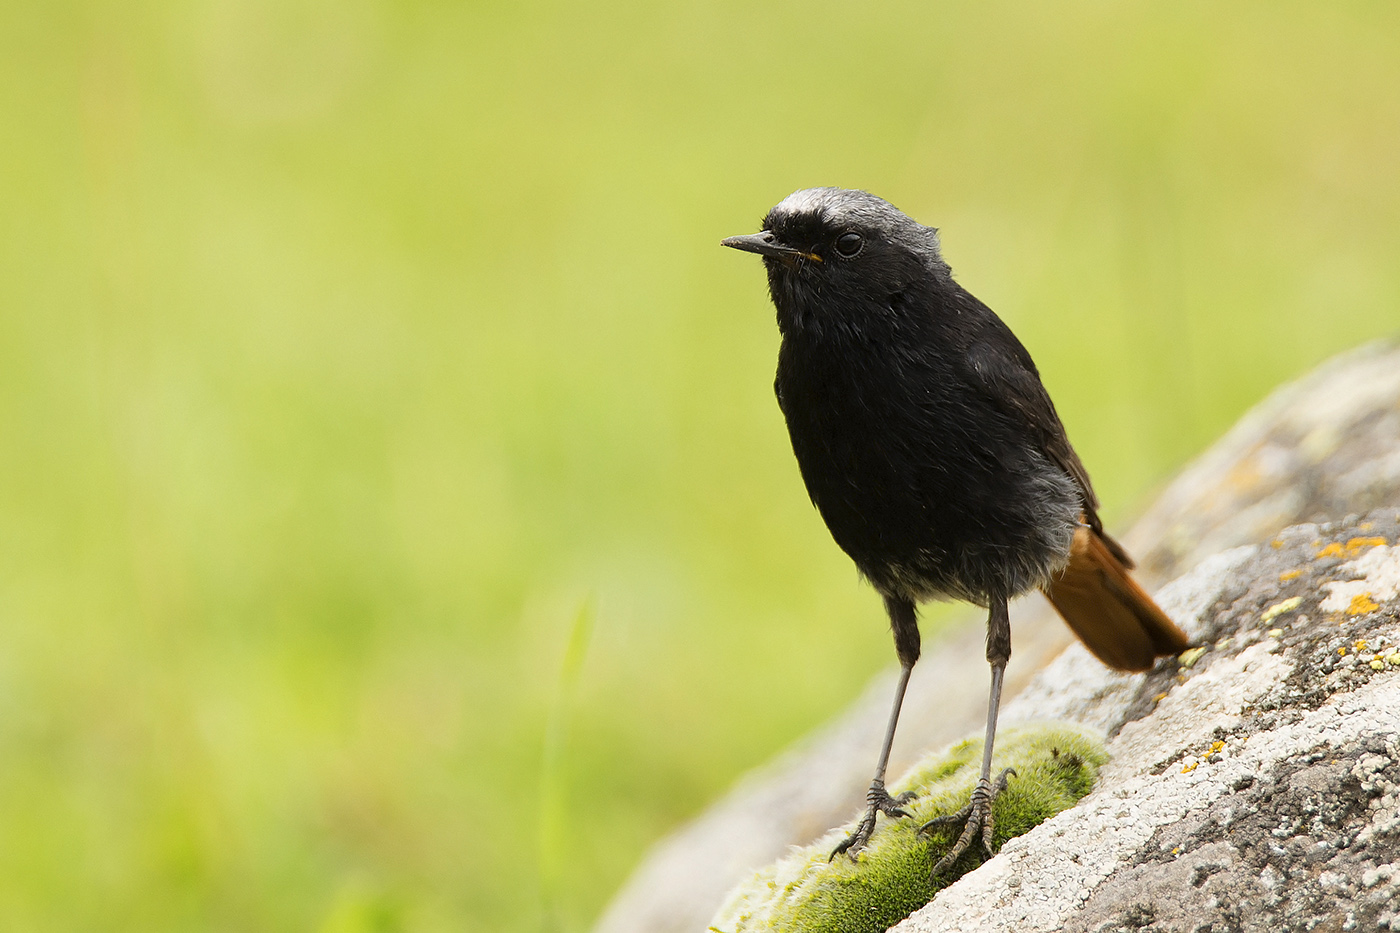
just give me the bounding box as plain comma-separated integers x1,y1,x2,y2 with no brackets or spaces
721,232,822,263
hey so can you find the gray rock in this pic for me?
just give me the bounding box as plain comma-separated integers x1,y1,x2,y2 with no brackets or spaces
901,511,1400,933
594,340,1400,933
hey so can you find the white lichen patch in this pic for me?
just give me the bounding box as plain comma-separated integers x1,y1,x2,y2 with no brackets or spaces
1107,644,1290,784
1003,546,1256,735
1354,747,1400,847
1321,544,1400,614
1158,546,1259,640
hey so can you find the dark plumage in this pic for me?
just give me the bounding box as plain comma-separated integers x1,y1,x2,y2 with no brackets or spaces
722,187,1189,874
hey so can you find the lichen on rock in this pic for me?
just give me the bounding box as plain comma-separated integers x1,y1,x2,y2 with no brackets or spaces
708,724,1108,933
901,508,1400,933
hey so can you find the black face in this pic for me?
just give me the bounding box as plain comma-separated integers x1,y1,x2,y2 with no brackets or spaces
723,188,949,338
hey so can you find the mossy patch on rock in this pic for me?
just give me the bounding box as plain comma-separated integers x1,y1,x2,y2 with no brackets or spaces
708,723,1108,933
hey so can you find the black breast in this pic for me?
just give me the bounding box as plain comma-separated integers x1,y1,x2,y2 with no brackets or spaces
775,331,1080,606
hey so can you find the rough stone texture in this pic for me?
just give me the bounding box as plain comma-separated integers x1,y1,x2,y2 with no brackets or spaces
594,341,1400,933
901,510,1400,933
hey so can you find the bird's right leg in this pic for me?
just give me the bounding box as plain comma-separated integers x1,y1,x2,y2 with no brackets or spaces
829,594,920,861
920,594,1016,876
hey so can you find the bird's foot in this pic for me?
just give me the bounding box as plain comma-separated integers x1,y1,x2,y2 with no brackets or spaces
828,780,916,861
920,767,1016,877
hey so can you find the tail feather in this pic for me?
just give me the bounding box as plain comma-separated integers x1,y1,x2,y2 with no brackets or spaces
1042,526,1190,672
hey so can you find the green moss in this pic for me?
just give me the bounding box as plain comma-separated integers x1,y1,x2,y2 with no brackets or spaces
708,723,1108,933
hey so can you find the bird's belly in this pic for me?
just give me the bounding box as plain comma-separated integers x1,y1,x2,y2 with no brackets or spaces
789,405,1080,605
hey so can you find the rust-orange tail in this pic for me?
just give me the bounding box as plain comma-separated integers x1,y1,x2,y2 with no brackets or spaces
1042,526,1191,672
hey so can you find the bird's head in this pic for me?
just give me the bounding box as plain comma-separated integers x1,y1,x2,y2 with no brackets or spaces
722,188,950,339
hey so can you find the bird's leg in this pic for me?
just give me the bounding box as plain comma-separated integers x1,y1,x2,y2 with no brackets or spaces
830,595,920,861
921,595,1016,877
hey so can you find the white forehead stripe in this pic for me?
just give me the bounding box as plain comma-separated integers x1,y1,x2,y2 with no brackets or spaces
776,188,833,217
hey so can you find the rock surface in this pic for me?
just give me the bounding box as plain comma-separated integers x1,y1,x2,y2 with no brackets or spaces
903,511,1400,933
594,341,1400,933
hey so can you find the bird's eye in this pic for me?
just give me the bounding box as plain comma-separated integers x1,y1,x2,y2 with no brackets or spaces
835,232,863,258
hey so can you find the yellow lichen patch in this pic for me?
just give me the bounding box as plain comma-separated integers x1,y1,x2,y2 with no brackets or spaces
1354,640,1369,651
1270,539,1284,550
1338,647,1348,656
1348,594,1381,615
1181,742,1227,776
1179,646,1207,668
1316,536,1387,559
1387,653,1400,666
1359,522,1375,532
1261,597,1303,623
1153,692,1168,702
1279,569,1303,582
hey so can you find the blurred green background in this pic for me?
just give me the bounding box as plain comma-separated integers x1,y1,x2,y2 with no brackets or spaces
2,1,1398,930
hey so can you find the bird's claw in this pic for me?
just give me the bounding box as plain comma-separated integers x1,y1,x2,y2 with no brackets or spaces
920,767,1016,877
828,781,917,861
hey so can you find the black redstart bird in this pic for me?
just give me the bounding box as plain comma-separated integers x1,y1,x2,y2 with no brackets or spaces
721,188,1188,876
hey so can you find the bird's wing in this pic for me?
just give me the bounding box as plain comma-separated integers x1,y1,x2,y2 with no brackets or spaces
960,330,1097,505
958,331,1137,567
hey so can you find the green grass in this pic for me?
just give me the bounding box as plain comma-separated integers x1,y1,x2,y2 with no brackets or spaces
1,1,1399,930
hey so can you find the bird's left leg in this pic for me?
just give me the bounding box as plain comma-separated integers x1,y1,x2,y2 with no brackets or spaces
829,594,920,861
921,594,1016,876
